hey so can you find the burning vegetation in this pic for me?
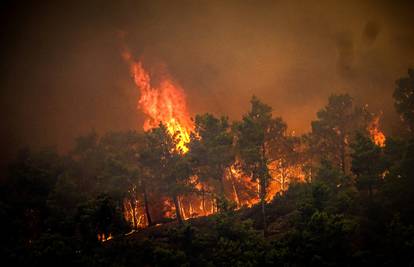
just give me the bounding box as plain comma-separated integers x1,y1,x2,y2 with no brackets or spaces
3,67,414,267
368,115,386,147
119,53,312,229
3,0,414,264
115,55,390,231
122,51,193,153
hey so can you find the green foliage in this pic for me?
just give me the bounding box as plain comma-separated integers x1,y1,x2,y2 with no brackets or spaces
142,124,194,223
77,194,127,244
233,96,287,231
310,94,372,172
288,211,356,265
315,159,348,188
351,132,386,197
393,68,414,133
143,124,191,194
189,113,234,196
7,148,64,210
234,96,286,182
383,214,414,265
212,219,265,267
27,233,78,267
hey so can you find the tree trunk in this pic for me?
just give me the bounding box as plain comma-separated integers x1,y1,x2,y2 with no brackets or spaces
340,137,347,174
142,183,152,226
220,175,226,198
261,143,268,235
309,154,314,183
260,176,267,236
201,186,206,214
179,197,186,219
129,197,137,229
215,172,227,212
229,168,241,208
172,194,183,224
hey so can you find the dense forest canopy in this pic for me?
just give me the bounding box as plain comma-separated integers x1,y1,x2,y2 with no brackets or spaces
1,69,414,266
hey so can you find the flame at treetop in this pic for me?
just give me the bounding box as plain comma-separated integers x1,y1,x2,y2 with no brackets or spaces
122,51,193,153
120,49,305,229
368,115,386,147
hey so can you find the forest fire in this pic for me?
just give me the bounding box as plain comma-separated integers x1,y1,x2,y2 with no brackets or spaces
368,115,386,147
120,48,399,234
122,51,193,153
121,53,307,228
4,1,414,265
97,233,113,242
122,51,217,226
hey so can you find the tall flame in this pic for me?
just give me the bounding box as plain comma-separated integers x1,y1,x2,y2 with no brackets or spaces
121,49,306,227
368,115,386,147
123,51,193,152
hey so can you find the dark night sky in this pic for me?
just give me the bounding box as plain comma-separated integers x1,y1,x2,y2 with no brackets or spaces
1,0,413,165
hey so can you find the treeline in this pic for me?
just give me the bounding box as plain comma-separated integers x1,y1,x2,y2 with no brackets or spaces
0,69,414,266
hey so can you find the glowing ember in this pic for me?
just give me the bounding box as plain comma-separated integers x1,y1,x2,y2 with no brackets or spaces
267,161,306,200
122,51,193,153
368,115,386,147
229,161,306,206
228,162,260,207
123,198,146,229
97,233,113,242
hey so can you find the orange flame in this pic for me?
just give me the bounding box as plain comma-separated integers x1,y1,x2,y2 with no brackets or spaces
123,198,146,229
121,49,306,226
123,51,193,152
97,233,113,242
229,160,306,205
368,115,386,147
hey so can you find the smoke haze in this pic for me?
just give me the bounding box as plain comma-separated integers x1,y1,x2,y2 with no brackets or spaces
1,0,413,165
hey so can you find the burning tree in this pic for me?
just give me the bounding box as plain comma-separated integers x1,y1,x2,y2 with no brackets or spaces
188,114,235,205
393,68,414,134
233,96,287,233
97,132,150,229
268,133,303,193
310,94,376,174
142,124,193,224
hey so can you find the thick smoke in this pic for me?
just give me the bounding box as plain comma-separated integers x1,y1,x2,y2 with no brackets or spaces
363,21,381,45
0,0,413,169
336,32,355,78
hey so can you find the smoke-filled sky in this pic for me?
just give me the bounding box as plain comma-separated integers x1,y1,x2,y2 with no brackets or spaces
1,0,413,164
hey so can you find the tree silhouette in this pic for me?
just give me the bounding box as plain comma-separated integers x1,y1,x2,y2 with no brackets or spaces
394,69,414,134
234,96,286,233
